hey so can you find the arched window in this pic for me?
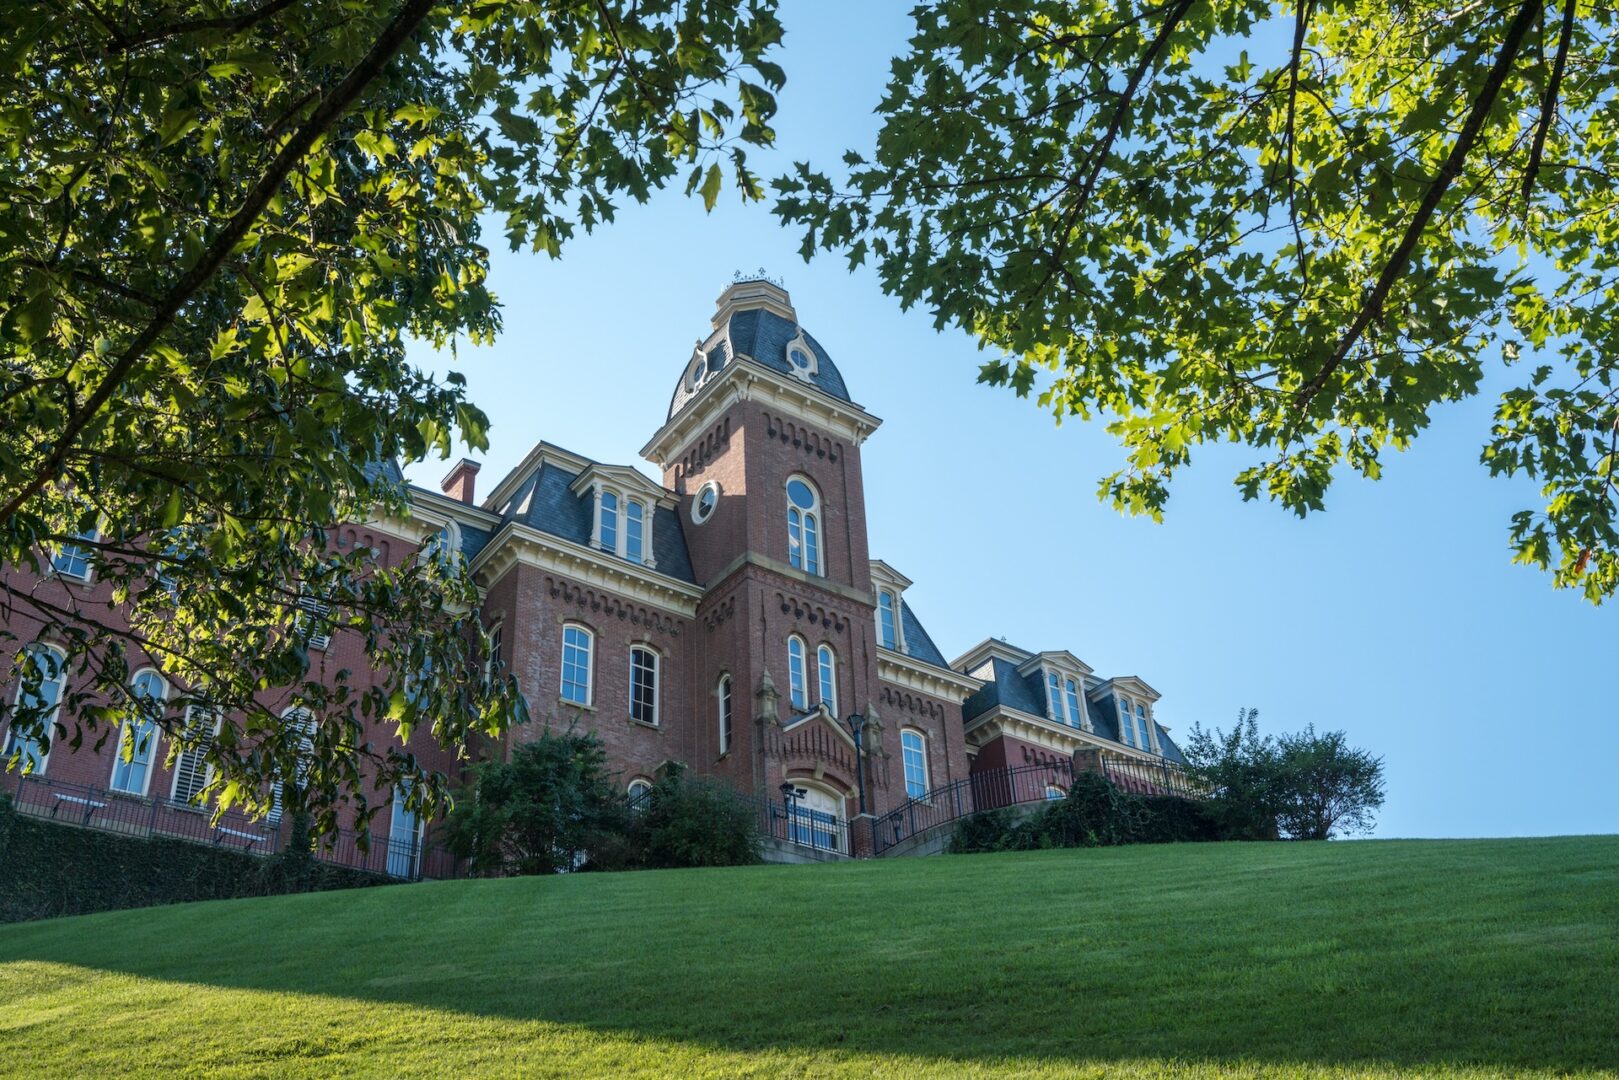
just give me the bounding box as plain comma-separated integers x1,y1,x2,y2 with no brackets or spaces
900,730,929,800
1064,678,1083,730
625,499,646,564
484,621,504,685
1135,702,1154,754
717,674,733,756
629,646,659,726
4,643,65,774
877,589,899,650
1046,671,1064,723
627,777,654,805
1118,695,1135,747
561,624,594,705
424,520,462,565
786,477,821,576
816,644,837,717
787,635,808,711
110,669,166,795
1045,784,1066,800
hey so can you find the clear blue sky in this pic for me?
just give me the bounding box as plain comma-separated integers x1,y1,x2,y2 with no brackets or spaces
407,0,1617,839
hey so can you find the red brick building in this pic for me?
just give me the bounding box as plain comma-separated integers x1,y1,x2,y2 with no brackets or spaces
2,278,1188,870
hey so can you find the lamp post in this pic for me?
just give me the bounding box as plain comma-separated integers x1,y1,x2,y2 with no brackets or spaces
779,781,796,843
847,712,868,817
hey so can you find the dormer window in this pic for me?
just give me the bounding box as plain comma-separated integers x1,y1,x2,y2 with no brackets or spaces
786,476,822,576
590,483,655,568
877,589,900,650
1117,695,1158,754
783,329,819,383
1044,669,1086,729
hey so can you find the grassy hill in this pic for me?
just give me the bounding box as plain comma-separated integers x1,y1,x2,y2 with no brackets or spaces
1,838,1615,1078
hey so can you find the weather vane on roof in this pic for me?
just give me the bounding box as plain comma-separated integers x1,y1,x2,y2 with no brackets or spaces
732,267,784,288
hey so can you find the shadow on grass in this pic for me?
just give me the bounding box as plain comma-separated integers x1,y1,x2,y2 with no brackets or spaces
4,837,1618,1074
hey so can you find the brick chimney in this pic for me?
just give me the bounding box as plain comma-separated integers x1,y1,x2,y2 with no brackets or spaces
440,458,481,505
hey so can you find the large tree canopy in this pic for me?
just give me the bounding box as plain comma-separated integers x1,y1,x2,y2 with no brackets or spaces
777,0,1619,603
0,0,782,832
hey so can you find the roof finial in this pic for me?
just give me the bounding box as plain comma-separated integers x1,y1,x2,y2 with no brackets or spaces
732,267,784,288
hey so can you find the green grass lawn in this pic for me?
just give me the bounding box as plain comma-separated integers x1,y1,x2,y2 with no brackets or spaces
2,838,1616,1078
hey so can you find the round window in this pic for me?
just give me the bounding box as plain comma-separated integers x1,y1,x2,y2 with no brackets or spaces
788,346,811,370
691,480,720,524
786,478,815,510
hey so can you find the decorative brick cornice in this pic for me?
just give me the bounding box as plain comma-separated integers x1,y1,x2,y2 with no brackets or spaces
470,522,702,617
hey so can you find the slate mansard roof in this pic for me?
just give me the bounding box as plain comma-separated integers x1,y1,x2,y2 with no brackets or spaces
961,652,1187,764
487,452,697,583
667,306,853,420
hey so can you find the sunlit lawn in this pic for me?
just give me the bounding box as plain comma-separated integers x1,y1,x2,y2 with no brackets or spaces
1,837,1616,1078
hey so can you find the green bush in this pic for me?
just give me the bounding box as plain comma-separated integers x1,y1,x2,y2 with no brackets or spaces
631,764,762,870
0,796,385,924
949,773,1221,854
441,729,626,876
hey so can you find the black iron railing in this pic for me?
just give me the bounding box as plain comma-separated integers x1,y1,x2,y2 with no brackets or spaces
767,799,850,855
1,772,453,881
1101,755,1198,798
872,762,1073,856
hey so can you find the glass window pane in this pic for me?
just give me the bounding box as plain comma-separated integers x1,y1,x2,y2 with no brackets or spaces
902,731,927,799
788,638,807,710
625,501,644,563
630,647,657,725
600,491,618,552
561,627,592,704
878,592,897,649
817,645,837,716
1065,679,1082,729
787,479,815,509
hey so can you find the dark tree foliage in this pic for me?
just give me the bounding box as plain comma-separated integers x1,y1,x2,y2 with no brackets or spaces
1183,709,1385,840
442,730,626,877
0,0,784,832
611,763,762,870
779,0,1619,603
1274,725,1387,840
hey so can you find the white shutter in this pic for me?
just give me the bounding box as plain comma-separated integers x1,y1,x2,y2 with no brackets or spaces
296,594,332,650
170,706,218,809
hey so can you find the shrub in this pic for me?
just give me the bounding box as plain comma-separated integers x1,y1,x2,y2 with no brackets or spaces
442,729,626,876
0,795,384,924
1134,795,1220,844
626,764,762,870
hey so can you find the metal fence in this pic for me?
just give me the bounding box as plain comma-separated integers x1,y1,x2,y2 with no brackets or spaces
766,798,850,855
2,772,453,881
1100,755,1199,798
872,762,1073,855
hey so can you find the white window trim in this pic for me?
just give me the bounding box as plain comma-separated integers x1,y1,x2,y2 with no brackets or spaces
816,643,838,718
627,777,654,801
785,475,823,578
4,643,65,775
1117,695,1136,748
1043,665,1090,731
268,706,316,826
876,589,905,652
900,728,930,802
783,329,820,383
560,622,595,708
691,480,721,525
590,482,657,569
50,528,98,583
787,634,809,712
629,644,660,727
110,669,167,797
716,673,733,756
484,620,504,685
387,785,423,879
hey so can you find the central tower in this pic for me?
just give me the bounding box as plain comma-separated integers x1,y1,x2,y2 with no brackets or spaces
641,278,894,840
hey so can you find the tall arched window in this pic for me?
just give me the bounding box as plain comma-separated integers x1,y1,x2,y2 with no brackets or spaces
387,784,422,879
817,644,838,717
901,730,929,800
717,674,733,755
110,669,166,795
786,477,821,576
877,589,899,649
629,645,659,726
4,643,65,774
1117,695,1135,747
561,624,594,705
787,635,808,711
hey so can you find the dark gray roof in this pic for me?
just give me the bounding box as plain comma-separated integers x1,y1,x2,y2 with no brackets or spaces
494,455,696,584
961,657,1182,762
668,307,851,419
896,600,951,669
